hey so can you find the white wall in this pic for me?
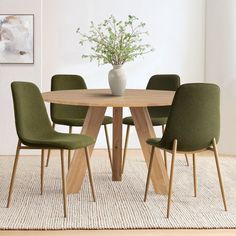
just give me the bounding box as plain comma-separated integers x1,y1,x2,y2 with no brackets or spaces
205,0,236,155
0,0,42,155
1,0,235,155
0,0,206,154
42,0,206,149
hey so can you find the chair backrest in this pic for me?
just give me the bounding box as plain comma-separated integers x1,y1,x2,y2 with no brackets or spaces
50,74,88,122
11,82,53,143
146,74,180,118
161,83,220,151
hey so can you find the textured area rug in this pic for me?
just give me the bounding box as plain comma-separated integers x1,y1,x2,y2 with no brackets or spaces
0,152,236,230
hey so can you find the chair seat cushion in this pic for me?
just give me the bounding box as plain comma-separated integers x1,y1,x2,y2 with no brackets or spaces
146,138,162,147
146,137,209,152
123,116,168,126
53,116,113,126
21,132,95,150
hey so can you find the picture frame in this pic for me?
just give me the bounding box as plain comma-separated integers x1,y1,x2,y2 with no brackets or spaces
0,14,34,64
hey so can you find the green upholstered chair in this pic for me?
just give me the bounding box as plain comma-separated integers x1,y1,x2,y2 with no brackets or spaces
8,81,96,218
144,83,227,218
122,74,189,173
45,74,113,169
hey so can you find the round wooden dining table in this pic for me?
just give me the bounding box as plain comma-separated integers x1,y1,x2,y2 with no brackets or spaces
42,89,175,195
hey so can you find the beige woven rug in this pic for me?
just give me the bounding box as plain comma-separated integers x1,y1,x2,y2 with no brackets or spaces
0,151,235,230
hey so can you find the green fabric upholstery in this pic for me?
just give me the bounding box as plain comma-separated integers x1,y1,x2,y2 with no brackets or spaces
11,82,95,149
123,116,168,126
51,74,112,126
54,115,113,127
147,74,180,118
147,83,220,151
123,74,180,126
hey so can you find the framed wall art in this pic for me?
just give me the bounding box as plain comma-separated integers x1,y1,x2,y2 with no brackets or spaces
0,14,34,64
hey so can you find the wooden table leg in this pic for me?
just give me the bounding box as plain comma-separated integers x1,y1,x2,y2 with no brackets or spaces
112,107,123,181
130,107,169,195
66,106,106,194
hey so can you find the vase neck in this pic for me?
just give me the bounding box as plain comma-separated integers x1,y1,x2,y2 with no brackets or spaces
113,65,123,69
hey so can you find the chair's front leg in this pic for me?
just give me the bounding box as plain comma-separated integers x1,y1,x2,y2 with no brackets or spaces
84,147,96,202
144,146,155,202
68,126,73,169
7,140,21,208
185,154,189,166
212,138,227,211
41,149,45,195
104,124,112,169
167,139,177,218
192,153,197,197
60,149,67,218
122,124,130,174
161,125,168,170
45,123,55,167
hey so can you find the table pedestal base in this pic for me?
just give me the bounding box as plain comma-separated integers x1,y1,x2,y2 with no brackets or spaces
112,107,123,181
66,106,169,195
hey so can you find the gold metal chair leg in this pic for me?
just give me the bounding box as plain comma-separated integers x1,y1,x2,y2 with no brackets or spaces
68,126,72,170
104,124,112,169
161,125,168,170
45,123,55,167
212,138,227,211
41,149,45,195
60,149,67,218
7,140,21,208
192,153,197,197
144,146,155,202
167,139,177,218
85,147,96,202
185,154,189,166
122,125,130,174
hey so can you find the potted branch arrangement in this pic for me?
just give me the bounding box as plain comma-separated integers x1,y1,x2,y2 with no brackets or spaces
77,15,153,96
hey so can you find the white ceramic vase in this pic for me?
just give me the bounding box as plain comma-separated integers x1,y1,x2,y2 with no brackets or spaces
108,65,127,96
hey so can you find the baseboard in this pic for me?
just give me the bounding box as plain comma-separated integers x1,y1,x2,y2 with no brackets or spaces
1,148,235,157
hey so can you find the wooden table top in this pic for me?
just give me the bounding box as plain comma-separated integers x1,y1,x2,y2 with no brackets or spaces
42,89,175,107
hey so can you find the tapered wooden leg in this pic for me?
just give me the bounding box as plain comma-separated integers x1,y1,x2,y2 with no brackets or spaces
104,124,112,169
192,153,197,197
122,125,130,174
60,149,67,218
212,138,227,211
185,154,189,166
66,107,106,194
167,139,177,218
45,123,55,167
68,126,72,170
161,125,168,170
144,146,155,202
163,151,167,171
85,147,96,202
45,150,51,167
7,140,21,208
130,107,169,194
41,149,45,195
112,107,123,181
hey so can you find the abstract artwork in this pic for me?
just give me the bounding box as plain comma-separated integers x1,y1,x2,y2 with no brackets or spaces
0,14,34,64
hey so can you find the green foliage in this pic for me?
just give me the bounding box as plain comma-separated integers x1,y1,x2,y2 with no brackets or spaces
76,15,154,65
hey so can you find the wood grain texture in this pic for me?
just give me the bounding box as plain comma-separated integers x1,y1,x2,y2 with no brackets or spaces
43,89,173,195
112,107,123,181
66,106,106,194
42,89,174,107
130,107,169,195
